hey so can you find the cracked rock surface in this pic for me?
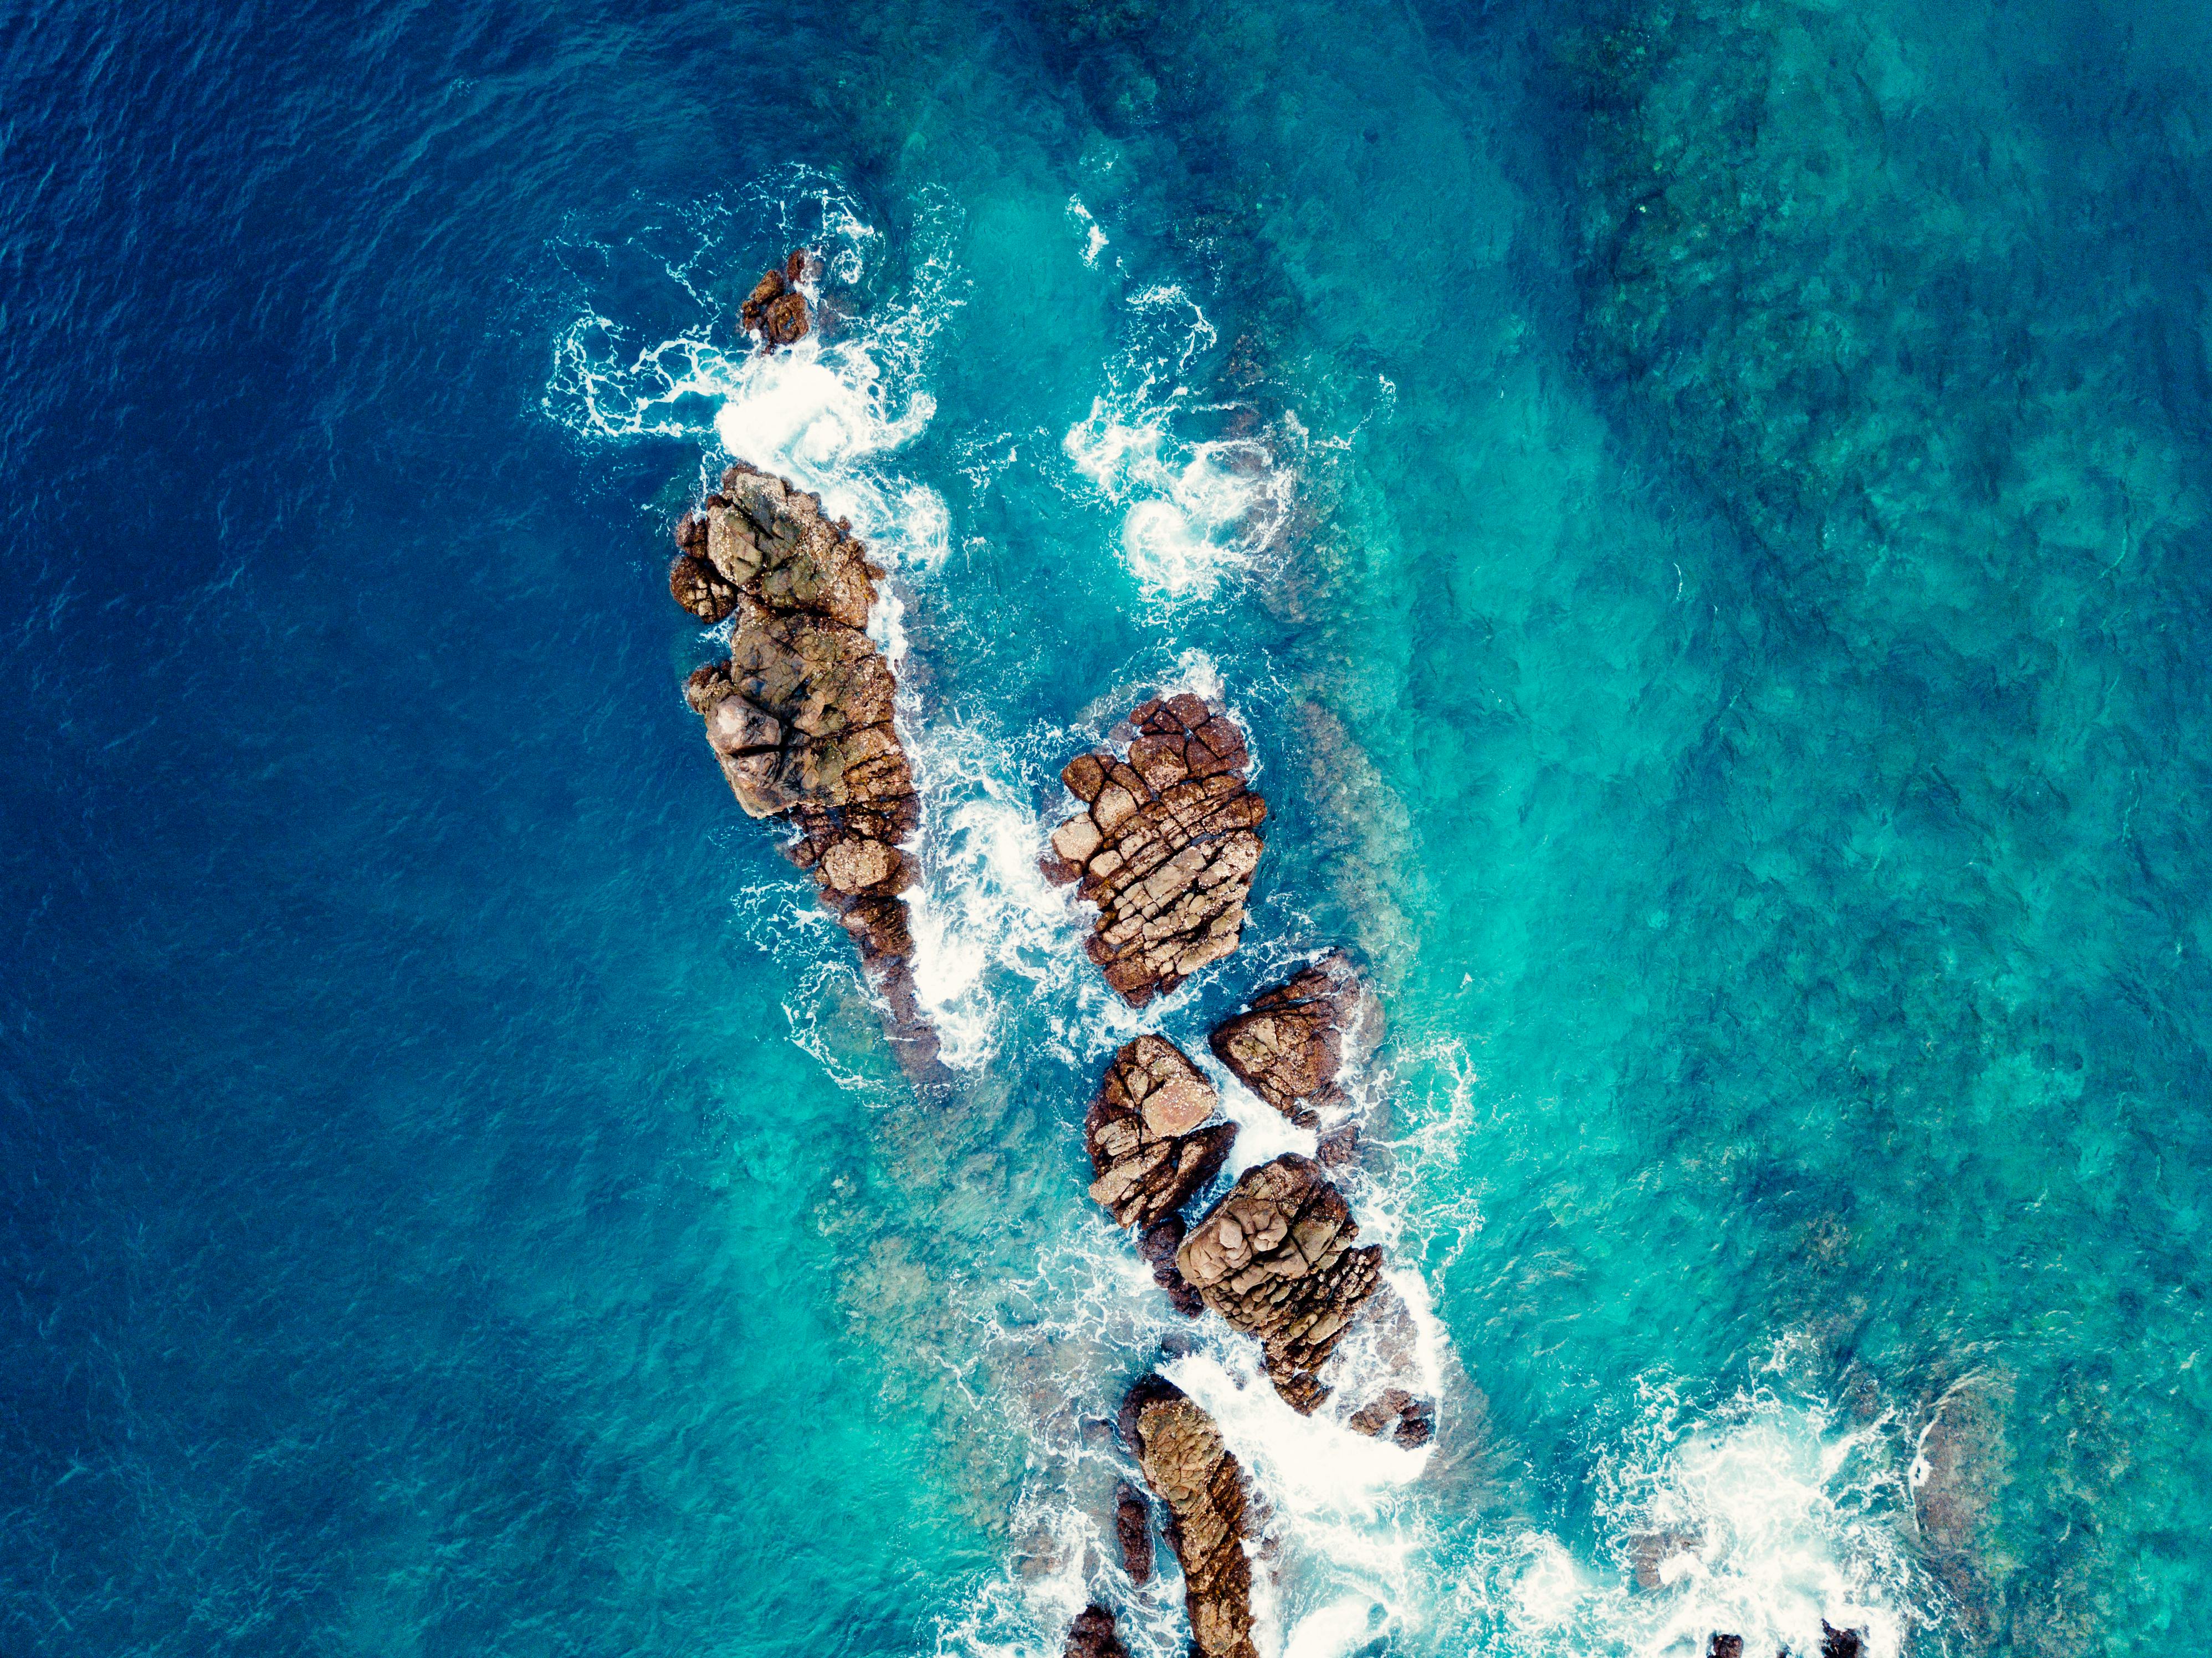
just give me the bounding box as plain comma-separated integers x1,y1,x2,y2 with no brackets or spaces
1209,950,1382,1129
669,463,934,1070
1085,1036,1238,1230
1043,694,1266,1007
1122,1376,1260,1658
1176,1154,1383,1412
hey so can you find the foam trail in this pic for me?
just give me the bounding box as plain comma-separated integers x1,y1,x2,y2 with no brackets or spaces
1062,286,1295,601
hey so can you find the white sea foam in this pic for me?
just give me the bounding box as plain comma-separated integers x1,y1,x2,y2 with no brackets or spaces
1062,285,1294,601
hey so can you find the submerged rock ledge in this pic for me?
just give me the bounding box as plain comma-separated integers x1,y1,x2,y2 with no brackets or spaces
669,462,936,1072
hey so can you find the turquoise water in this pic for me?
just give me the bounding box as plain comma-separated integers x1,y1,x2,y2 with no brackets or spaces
3,0,2209,1654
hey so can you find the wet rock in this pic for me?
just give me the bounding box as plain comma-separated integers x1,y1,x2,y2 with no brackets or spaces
1123,1376,1261,1658
1175,1154,1383,1411
1064,1605,1128,1658
1819,1623,1863,1658
1629,1529,1704,1590
1346,1388,1434,1449
1207,951,1381,1128
1114,1481,1154,1585
1086,1037,1238,1229
739,248,815,349
1707,1637,1743,1658
673,463,936,1073
1043,694,1266,1007
1137,1216,1205,1317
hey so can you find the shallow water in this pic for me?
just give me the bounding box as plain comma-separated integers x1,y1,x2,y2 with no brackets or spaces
4,0,2210,1654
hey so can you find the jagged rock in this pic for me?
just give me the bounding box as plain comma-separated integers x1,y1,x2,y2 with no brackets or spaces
1044,695,1266,1007
1115,1481,1154,1585
1820,1624,1864,1658
1085,1037,1238,1229
1208,951,1381,1129
1346,1388,1435,1449
672,463,934,1071
1123,1376,1260,1658
739,248,815,349
1176,1154,1383,1411
1064,1605,1129,1658
1138,1216,1205,1317
1707,1637,1743,1658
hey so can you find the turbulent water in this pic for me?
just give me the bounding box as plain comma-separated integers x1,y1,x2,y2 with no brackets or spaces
4,1,2210,1654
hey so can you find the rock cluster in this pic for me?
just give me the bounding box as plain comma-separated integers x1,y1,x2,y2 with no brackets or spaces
1209,951,1381,1129
1176,1154,1383,1412
739,249,813,349
1122,1376,1259,1658
1085,1037,1238,1229
1347,1388,1436,1449
1044,695,1266,1007
670,463,931,1063
1064,1606,1129,1658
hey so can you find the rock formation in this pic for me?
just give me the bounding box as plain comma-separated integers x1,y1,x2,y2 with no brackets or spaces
1346,1388,1435,1449
1085,1036,1238,1229
1064,1605,1129,1658
1043,694,1266,1006
1122,1376,1259,1658
1175,1154,1382,1412
1137,1216,1205,1316
1208,951,1380,1129
740,248,814,349
1706,1637,1743,1658
1114,1481,1154,1585
670,463,934,1070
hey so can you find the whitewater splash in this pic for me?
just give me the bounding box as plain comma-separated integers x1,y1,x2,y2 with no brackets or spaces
1062,285,1296,601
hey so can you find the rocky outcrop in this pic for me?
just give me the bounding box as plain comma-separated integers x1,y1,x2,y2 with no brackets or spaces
1064,1606,1129,1658
1176,1154,1382,1412
1085,1037,1238,1229
1122,1376,1259,1658
1138,1216,1204,1316
670,463,933,1069
740,249,814,349
1208,951,1380,1129
1114,1481,1154,1585
1043,695,1266,1007
1347,1388,1435,1449
1706,1638,1743,1658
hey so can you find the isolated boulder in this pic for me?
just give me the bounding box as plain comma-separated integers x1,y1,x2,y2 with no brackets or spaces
740,248,816,349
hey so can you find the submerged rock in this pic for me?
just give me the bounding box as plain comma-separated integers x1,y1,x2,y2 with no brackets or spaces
1175,1154,1383,1411
671,463,935,1072
1122,1376,1261,1658
1085,1036,1238,1229
1114,1480,1154,1585
739,248,815,349
1043,694,1266,1007
1208,950,1381,1128
1064,1605,1129,1658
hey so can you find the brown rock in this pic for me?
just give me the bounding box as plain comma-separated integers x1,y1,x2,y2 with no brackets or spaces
1820,1624,1864,1658
1064,1605,1129,1658
1176,1154,1382,1412
1123,1376,1260,1658
673,463,935,1074
1708,1639,1744,1658
1346,1388,1435,1449
1137,1216,1205,1317
1115,1481,1154,1585
1208,951,1380,1128
1044,696,1266,1007
1085,1037,1238,1229
739,248,815,349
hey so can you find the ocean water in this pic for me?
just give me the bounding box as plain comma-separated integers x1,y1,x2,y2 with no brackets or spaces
4,0,2210,1655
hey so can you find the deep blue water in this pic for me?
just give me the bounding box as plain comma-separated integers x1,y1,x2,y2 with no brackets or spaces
5,1,2211,1655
